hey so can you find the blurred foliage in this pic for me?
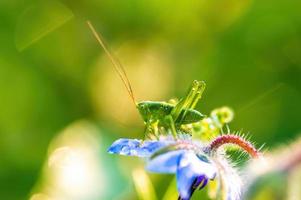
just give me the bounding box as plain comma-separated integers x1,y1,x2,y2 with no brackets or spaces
15,0,73,51
243,136,301,200
0,0,300,199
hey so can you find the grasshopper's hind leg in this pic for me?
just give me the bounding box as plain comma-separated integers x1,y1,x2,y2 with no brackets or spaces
171,80,206,122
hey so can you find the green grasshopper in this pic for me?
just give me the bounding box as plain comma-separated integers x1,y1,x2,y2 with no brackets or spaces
87,21,206,139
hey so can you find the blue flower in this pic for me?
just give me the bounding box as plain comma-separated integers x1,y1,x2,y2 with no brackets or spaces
108,138,217,200
147,148,217,200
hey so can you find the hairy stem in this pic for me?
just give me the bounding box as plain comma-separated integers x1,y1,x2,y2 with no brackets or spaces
209,134,261,158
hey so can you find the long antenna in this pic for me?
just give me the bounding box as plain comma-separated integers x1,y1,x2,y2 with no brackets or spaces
86,20,136,104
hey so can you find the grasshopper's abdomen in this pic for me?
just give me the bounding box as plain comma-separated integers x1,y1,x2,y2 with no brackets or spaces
137,101,205,125
177,108,205,124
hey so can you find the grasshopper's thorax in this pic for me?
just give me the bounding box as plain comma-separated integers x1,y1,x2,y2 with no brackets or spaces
136,101,173,123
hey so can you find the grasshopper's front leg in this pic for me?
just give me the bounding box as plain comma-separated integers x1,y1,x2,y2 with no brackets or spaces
171,80,206,123
144,119,159,140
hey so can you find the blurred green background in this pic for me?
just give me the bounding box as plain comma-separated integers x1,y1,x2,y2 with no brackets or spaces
0,0,300,199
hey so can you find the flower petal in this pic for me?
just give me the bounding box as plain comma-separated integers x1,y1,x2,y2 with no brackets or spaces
107,138,172,157
141,140,172,153
180,152,217,179
177,164,198,199
107,138,141,156
146,150,185,173
177,152,217,199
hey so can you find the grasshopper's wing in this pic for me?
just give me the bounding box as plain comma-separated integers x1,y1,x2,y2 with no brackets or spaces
87,21,136,104
171,80,206,123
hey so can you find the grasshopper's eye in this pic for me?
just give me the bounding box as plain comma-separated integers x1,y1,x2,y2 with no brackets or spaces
138,103,149,114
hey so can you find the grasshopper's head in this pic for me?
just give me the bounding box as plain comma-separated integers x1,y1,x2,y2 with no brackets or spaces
136,101,152,122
